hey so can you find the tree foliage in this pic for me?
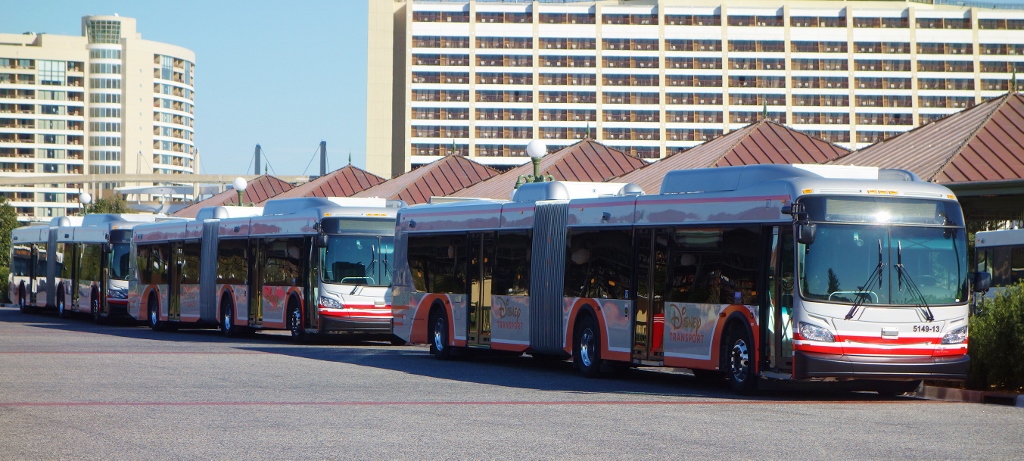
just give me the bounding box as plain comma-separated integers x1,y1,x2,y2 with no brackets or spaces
968,282,1024,392
0,197,18,303
87,195,133,214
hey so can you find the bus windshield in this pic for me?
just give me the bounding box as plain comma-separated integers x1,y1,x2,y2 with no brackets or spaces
109,243,132,280
800,224,968,306
319,235,394,287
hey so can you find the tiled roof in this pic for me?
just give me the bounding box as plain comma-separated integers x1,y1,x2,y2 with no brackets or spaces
452,139,647,198
832,93,1024,183
173,175,294,217
352,154,499,204
261,165,385,202
617,120,849,194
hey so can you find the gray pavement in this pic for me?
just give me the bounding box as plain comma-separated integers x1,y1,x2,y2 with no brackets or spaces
2,305,1022,459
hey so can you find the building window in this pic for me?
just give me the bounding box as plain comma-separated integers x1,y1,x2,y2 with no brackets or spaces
86,20,121,44
38,60,66,86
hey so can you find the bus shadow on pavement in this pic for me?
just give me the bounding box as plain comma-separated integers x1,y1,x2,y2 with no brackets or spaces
236,344,913,402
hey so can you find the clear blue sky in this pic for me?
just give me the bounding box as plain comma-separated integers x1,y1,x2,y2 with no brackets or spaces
0,0,369,176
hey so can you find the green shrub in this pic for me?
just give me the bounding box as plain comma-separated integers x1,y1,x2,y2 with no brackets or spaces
968,282,1024,391
0,266,7,303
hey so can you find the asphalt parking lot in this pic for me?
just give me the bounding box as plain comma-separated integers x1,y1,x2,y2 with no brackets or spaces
2,306,1022,459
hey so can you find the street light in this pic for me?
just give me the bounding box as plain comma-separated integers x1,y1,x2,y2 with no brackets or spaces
80,192,92,216
515,139,553,189
232,177,248,206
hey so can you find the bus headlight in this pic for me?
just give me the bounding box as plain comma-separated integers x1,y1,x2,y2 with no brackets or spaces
941,326,968,344
799,322,835,342
318,296,344,309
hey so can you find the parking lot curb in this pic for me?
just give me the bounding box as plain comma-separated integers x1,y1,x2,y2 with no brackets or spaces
917,386,1024,407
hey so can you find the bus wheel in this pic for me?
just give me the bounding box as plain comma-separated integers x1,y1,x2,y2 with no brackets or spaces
574,315,603,378
725,325,757,393
91,297,102,324
18,286,27,313
288,301,305,343
429,310,452,360
220,300,239,338
148,297,163,332
57,291,67,319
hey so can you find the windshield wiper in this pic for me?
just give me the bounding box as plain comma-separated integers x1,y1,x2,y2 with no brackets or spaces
846,239,884,320
894,241,935,322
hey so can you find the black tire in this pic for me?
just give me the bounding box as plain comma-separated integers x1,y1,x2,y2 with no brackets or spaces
91,296,102,324
57,289,67,319
725,325,757,393
429,309,452,360
18,285,28,314
288,299,305,343
574,315,603,378
147,296,164,331
220,298,240,337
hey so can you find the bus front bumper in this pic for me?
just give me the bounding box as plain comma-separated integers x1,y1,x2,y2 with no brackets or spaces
318,316,393,335
794,351,969,381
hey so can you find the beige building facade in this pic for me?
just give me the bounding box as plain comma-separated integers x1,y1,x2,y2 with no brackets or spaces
366,0,1024,179
0,15,195,221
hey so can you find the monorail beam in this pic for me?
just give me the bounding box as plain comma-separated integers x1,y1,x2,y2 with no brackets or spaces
0,174,311,187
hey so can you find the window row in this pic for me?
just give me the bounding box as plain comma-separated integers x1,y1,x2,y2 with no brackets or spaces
413,108,470,120
476,108,533,121
540,38,596,50
476,127,533,139
477,37,533,50
793,113,850,125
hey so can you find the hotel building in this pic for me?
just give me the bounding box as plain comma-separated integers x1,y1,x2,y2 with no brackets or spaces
367,0,1024,179
0,15,195,221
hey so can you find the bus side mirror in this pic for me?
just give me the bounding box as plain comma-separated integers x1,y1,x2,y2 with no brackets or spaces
102,243,113,253
972,271,991,292
796,223,817,245
314,234,329,248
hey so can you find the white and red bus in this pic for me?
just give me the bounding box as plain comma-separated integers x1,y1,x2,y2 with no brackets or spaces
974,227,1023,300
392,164,987,392
129,197,402,341
10,214,158,321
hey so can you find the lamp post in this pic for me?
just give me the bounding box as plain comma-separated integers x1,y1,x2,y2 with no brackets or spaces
515,139,553,189
233,177,248,206
80,192,92,216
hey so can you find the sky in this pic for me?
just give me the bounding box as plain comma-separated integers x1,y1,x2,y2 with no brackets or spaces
0,0,369,176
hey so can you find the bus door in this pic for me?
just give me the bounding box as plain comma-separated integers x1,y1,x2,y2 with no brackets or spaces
248,238,265,327
168,242,183,321
633,228,668,362
467,232,494,347
305,236,318,331
28,244,39,306
764,226,794,374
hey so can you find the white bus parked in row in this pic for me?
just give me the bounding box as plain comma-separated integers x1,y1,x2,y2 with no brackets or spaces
9,214,159,321
392,164,988,393
128,197,402,341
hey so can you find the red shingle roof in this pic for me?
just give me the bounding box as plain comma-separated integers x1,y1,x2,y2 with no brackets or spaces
261,165,385,202
352,154,499,204
453,139,647,198
832,93,1024,183
173,175,294,217
617,120,849,194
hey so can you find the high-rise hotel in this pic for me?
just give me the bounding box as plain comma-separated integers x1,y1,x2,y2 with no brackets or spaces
367,0,1024,179
0,16,195,221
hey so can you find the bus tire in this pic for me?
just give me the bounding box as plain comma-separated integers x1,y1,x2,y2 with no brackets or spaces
91,296,102,324
574,315,603,378
57,288,67,319
220,297,240,338
429,308,453,360
18,284,28,313
288,299,305,343
725,324,757,393
147,296,164,332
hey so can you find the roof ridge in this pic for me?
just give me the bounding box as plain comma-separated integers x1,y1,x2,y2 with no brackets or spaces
710,120,767,165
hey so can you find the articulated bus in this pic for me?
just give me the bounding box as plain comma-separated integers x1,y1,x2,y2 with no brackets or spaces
392,164,987,392
10,214,158,321
10,221,62,313
129,197,402,341
974,228,1024,299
